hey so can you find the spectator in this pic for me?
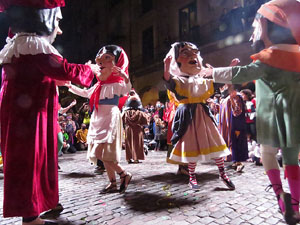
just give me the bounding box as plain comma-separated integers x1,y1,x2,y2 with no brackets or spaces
219,84,248,172
75,123,88,151
122,90,149,163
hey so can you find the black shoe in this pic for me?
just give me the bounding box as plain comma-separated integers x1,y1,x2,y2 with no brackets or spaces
52,203,64,213
94,166,106,174
220,175,235,190
43,221,59,225
280,192,298,225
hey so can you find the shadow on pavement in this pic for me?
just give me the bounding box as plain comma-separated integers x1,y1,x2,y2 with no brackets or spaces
60,172,96,179
143,172,219,184
123,191,206,212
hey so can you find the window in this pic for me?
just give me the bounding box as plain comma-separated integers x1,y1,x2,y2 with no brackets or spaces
141,0,153,14
142,26,154,63
179,2,197,38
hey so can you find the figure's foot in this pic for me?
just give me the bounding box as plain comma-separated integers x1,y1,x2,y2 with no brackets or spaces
134,160,140,163
127,159,134,164
220,174,235,190
52,203,64,213
94,166,106,174
189,174,200,190
279,192,298,225
236,163,244,172
189,181,201,190
100,180,118,194
226,162,237,170
119,172,132,194
23,217,58,225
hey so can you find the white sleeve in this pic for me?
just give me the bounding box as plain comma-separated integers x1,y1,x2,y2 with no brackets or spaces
69,84,96,99
212,67,233,84
124,81,132,95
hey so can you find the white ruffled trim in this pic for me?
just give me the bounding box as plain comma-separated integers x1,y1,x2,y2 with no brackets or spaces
99,82,131,99
0,33,62,65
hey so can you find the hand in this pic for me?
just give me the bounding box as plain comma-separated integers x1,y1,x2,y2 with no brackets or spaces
112,66,129,83
70,99,77,106
205,63,214,69
56,80,71,87
229,58,240,67
86,60,101,76
230,90,237,98
163,55,172,81
199,67,213,79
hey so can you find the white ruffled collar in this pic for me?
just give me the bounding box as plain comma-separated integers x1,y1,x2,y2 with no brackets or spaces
0,33,62,65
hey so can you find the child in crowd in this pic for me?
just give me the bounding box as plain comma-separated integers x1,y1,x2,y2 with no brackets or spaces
164,41,235,190
64,45,132,194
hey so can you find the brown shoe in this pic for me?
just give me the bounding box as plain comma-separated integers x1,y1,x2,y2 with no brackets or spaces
119,172,132,194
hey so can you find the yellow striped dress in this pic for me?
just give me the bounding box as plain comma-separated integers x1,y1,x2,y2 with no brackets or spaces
167,75,230,163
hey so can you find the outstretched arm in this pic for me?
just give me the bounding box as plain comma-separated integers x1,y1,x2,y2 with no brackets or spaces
163,55,172,81
201,58,240,79
60,99,77,114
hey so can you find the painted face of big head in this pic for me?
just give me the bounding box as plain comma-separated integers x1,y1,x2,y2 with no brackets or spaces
95,45,122,81
174,42,202,76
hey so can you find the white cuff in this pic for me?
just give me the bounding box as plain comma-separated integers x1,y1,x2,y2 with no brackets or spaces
213,67,233,84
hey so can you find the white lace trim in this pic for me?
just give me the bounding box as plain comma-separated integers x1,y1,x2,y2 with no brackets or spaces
0,33,62,65
99,82,131,99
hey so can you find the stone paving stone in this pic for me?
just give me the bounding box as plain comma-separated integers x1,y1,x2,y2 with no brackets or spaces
185,215,200,223
240,213,254,221
226,211,240,219
214,216,231,224
210,211,226,219
229,217,245,225
172,221,190,225
265,217,281,224
249,216,265,225
197,217,215,224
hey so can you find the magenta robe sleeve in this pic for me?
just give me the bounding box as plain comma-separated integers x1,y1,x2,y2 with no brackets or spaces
34,53,94,87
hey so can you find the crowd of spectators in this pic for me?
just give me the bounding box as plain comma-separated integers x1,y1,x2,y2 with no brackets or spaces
57,98,171,156
57,101,91,155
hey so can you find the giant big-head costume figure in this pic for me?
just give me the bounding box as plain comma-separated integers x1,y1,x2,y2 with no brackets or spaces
250,0,300,72
0,0,65,41
0,0,95,220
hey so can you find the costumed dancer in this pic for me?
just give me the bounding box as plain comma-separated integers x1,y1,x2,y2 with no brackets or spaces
122,89,149,164
65,45,133,194
218,84,248,172
202,1,300,224
164,42,235,191
0,0,98,224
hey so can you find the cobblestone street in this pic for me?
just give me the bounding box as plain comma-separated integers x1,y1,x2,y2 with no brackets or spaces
0,150,289,225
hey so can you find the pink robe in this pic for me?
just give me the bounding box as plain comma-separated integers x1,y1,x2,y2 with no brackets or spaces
0,53,93,217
